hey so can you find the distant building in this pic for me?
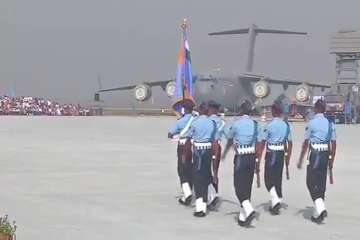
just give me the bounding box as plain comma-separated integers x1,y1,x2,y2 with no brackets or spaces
330,30,360,121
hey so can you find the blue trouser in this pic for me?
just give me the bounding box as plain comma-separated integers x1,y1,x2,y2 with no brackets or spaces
306,149,329,201
177,141,193,186
211,142,222,193
264,150,285,198
233,153,256,203
192,148,212,202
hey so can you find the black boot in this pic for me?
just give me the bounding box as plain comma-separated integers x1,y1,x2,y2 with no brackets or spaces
244,211,256,227
311,209,328,224
193,211,206,217
321,210,328,218
208,196,220,211
269,203,281,215
311,214,324,224
178,195,192,206
237,219,246,227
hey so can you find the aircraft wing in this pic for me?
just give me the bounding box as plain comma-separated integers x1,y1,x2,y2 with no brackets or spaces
97,80,173,93
241,73,331,88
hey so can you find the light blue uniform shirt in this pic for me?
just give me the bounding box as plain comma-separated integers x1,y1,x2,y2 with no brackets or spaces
188,115,216,143
345,102,352,115
263,117,292,144
305,113,336,143
209,114,226,141
223,115,262,145
169,114,192,136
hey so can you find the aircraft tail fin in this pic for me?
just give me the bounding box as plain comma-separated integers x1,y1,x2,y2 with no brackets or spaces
208,24,307,72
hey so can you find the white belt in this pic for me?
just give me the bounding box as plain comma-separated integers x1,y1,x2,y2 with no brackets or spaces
178,138,188,145
235,145,255,155
311,143,329,151
268,144,285,151
193,142,212,150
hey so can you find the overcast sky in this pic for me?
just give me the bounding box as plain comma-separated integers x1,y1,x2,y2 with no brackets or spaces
2,0,360,105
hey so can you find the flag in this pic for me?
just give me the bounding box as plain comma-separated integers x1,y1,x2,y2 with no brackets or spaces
172,19,195,115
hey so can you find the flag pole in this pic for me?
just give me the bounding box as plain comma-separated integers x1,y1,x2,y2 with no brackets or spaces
172,18,192,118
180,18,188,103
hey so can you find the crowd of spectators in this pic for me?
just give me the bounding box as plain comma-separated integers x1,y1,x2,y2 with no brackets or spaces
0,95,100,116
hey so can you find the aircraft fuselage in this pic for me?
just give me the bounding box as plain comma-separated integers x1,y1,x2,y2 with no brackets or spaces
193,77,256,111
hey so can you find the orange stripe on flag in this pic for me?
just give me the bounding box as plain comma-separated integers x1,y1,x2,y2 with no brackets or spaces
177,46,185,65
184,91,195,103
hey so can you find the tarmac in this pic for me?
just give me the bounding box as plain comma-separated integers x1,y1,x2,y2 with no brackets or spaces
0,116,359,240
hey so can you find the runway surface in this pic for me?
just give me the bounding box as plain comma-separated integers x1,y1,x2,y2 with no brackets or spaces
0,116,359,240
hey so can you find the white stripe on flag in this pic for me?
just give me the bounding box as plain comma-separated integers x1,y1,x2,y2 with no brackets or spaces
185,40,190,51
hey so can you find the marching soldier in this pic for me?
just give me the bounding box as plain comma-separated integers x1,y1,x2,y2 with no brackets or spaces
262,102,292,215
187,102,217,217
297,99,337,224
223,101,263,227
207,100,226,209
168,99,195,206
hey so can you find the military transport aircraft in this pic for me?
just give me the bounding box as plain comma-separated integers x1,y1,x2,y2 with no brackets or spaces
94,24,330,110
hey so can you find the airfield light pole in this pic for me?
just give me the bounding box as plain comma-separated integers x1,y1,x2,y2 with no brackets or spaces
355,58,360,123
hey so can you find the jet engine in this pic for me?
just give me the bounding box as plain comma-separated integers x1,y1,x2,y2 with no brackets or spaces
253,80,270,98
295,84,311,102
134,84,152,101
165,81,176,97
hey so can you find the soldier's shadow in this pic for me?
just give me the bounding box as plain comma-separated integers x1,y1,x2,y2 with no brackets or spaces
256,202,270,212
220,198,238,207
295,206,314,220
221,198,241,216
206,198,237,212
255,201,289,213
